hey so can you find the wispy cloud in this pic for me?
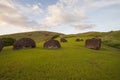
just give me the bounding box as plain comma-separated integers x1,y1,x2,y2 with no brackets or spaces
0,0,43,30
44,0,87,29
0,0,120,34
43,0,120,30
89,0,120,9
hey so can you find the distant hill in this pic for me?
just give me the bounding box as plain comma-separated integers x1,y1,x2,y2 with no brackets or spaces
0,30,120,49
65,30,120,38
101,31,120,49
65,30,120,49
0,31,64,42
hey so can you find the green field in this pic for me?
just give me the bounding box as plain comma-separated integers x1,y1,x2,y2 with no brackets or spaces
0,37,120,80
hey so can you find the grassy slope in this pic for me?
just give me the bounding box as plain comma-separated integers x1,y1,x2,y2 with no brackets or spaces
0,37,120,80
65,30,120,49
0,31,63,42
0,30,120,48
102,31,120,49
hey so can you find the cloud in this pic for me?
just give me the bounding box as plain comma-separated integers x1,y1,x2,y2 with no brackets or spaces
16,3,43,16
72,23,94,30
0,0,43,30
44,0,86,28
0,0,120,33
43,0,120,30
86,0,120,10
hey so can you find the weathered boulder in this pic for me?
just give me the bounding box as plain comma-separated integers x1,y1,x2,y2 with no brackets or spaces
85,38,101,50
44,39,61,49
76,39,83,42
0,39,4,52
60,38,67,42
13,38,36,50
76,39,80,42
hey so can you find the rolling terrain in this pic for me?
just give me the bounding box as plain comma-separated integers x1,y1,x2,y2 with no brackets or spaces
0,31,120,80
0,31,63,42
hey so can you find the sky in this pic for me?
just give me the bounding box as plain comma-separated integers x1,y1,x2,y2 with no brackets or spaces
0,0,120,35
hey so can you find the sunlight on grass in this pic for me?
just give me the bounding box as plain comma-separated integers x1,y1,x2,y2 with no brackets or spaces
0,38,120,80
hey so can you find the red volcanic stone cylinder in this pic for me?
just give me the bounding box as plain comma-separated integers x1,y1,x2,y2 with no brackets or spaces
13,38,36,50
76,39,84,42
0,39,4,52
85,38,101,50
44,39,61,49
76,39,80,42
60,38,67,42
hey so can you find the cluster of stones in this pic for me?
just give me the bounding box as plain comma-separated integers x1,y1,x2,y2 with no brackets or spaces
76,39,84,42
60,38,67,42
43,38,68,49
0,37,102,52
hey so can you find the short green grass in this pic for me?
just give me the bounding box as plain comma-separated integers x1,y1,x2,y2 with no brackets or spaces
0,37,120,80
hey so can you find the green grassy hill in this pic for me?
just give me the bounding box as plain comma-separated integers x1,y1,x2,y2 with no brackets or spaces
102,31,120,49
65,30,120,49
0,31,120,80
0,31,63,42
0,30,120,47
